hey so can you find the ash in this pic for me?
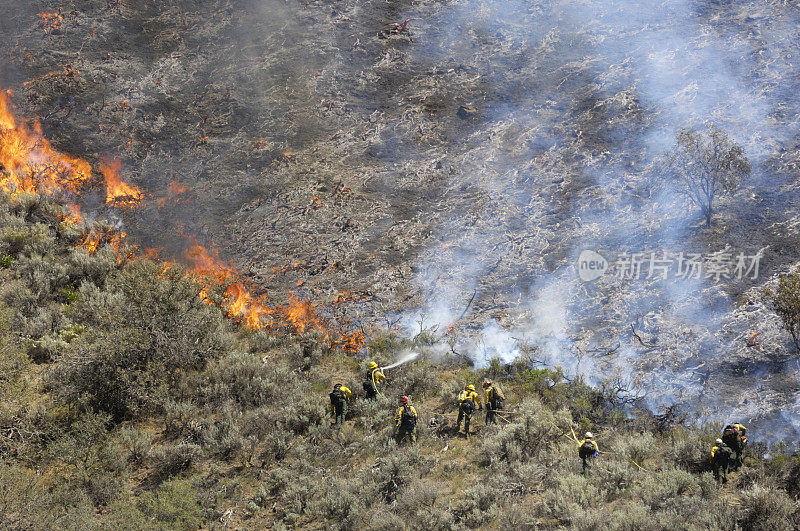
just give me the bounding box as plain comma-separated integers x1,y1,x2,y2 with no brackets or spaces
2,0,800,440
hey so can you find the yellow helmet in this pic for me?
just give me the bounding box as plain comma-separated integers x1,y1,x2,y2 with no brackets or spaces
368,361,378,369
466,384,476,391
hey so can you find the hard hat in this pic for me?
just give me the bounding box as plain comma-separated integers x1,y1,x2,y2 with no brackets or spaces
716,438,723,444
466,384,476,391
334,383,342,388
368,361,378,369
483,379,491,387
585,432,593,439
401,395,409,404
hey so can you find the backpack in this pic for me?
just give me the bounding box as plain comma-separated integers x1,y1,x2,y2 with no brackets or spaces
363,369,378,394
722,425,739,447
488,388,505,411
330,388,346,408
363,377,376,394
400,406,417,428
579,441,597,459
714,444,732,462
459,395,475,415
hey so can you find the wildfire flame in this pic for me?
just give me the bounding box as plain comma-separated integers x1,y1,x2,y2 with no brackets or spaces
183,242,365,351
101,156,142,208
0,90,92,199
0,88,365,353
81,229,127,255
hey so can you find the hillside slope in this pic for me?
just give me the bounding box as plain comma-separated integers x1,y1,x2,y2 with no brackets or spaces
1,192,798,529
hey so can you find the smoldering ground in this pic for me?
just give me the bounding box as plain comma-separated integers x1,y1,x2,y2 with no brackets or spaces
2,0,800,441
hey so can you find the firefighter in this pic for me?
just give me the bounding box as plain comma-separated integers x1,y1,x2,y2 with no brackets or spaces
483,379,505,425
457,384,482,436
578,432,599,476
711,438,732,483
722,423,746,469
394,396,418,445
329,383,351,426
733,422,748,468
363,361,386,399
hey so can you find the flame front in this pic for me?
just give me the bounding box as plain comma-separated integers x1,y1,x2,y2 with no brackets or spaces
0,90,92,199
101,156,142,208
0,89,364,353
184,242,365,351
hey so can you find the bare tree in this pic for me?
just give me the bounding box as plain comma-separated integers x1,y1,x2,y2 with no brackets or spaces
762,272,800,351
668,124,751,226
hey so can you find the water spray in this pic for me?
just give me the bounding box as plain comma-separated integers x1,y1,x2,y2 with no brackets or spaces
381,351,420,371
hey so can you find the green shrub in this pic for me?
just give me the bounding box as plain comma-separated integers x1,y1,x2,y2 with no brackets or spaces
479,397,569,466
314,477,366,529
597,461,636,501
25,334,69,363
635,468,696,511
66,247,116,287
542,473,600,523
87,471,123,506
286,334,329,370
138,479,204,528
611,431,656,468
763,272,800,350
150,443,202,480
101,492,150,530
384,358,441,400
452,483,502,527
117,426,153,464
46,261,228,420
739,484,799,531
200,351,288,409
274,391,325,435
368,452,425,503
0,222,54,257
202,408,244,459
671,432,708,472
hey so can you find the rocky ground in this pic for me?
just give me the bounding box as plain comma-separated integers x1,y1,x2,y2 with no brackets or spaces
2,0,800,441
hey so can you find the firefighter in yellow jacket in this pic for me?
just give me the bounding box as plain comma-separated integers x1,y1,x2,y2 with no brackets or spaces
711,438,732,483
329,383,351,426
394,396,418,444
578,432,599,476
364,361,386,399
457,384,482,436
733,423,747,468
483,380,505,425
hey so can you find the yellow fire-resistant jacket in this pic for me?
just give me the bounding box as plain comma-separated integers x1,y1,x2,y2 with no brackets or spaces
458,390,481,409
395,405,418,427
733,423,747,437
371,368,386,386
330,386,351,415
484,385,505,406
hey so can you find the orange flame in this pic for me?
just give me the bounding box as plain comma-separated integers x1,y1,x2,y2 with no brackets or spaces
183,242,366,350
0,89,365,353
81,229,127,255
156,181,189,209
61,202,84,225
101,156,142,208
0,90,92,199
37,12,64,33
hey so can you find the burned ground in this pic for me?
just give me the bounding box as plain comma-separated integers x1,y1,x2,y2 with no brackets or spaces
2,0,800,438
